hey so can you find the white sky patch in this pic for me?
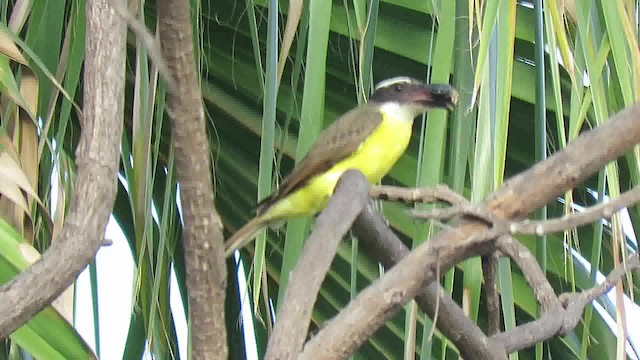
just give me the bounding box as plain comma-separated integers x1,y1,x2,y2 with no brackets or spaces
170,265,188,359
235,254,259,360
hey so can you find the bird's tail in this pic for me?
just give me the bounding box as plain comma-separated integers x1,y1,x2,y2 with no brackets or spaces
224,216,265,258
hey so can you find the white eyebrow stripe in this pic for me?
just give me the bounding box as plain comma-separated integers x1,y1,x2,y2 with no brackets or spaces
374,76,417,90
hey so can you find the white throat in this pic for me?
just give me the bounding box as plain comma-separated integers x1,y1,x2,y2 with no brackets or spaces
379,102,425,122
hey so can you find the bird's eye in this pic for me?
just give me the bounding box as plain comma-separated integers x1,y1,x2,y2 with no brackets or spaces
393,84,404,92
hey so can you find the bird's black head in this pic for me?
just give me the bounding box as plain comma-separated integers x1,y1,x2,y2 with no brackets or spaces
369,77,458,111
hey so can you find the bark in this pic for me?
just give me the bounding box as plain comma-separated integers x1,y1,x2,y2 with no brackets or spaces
156,0,228,358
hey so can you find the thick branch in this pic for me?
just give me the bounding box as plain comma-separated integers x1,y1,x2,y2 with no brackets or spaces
157,0,227,357
301,102,640,358
265,170,370,360
0,0,125,338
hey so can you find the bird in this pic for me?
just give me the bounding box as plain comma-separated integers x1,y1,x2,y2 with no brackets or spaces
225,76,458,257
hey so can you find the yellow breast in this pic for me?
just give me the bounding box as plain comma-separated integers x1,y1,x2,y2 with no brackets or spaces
262,113,414,221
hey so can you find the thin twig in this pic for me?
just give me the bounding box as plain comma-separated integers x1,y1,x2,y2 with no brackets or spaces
410,204,496,225
505,185,640,236
491,254,640,352
370,184,469,206
108,0,171,83
496,236,560,311
414,184,640,243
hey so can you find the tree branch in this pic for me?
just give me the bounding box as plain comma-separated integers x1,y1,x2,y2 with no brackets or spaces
157,0,227,357
265,170,370,360
0,0,125,338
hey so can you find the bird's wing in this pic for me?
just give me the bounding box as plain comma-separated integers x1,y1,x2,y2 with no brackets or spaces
256,105,383,215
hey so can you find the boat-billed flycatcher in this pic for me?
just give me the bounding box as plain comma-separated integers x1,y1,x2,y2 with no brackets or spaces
225,76,458,257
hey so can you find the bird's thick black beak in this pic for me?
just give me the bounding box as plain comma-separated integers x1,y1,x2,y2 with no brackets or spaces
413,84,459,111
